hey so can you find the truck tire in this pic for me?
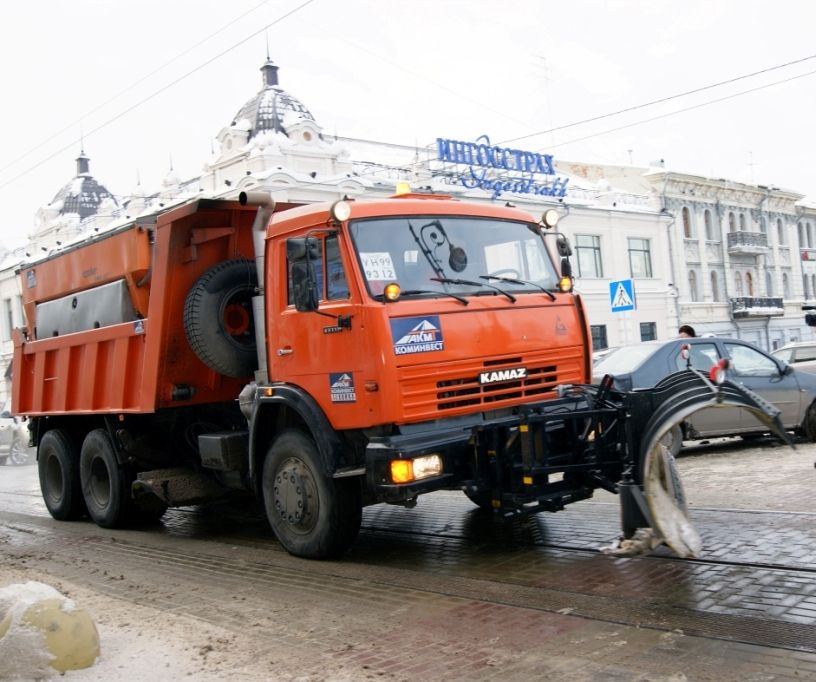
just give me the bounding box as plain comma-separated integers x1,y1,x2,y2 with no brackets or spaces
463,489,494,511
80,429,134,528
38,429,86,520
262,430,361,559
184,259,258,378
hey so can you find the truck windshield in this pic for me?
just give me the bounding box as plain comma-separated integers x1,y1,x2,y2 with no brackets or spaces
349,216,559,299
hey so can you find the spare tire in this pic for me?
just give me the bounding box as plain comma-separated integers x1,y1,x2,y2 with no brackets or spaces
184,259,258,378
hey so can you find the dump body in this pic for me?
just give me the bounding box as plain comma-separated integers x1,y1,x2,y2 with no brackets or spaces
13,199,266,415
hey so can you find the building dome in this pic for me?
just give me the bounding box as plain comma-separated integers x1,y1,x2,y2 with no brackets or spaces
49,151,116,219
231,59,316,139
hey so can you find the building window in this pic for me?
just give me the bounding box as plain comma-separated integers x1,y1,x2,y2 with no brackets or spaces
710,271,720,301
575,235,603,278
2,299,11,342
765,271,773,296
640,322,657,341
809,222,814,249
777,218,785,245
704,209,714,240
760,216,767,235
746,272,754,296
688,270,699,302
803,274,810,300
739,213,746,231
682,207,693,238
627,237,653,278
735,272,744,297
729,212,737,232
783,272,790,299
798,221,805,247
591,324,608,350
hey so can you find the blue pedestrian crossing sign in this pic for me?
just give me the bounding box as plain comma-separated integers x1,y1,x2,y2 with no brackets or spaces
609,279,636,312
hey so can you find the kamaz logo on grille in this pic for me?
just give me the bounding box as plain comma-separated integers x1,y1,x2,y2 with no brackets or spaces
478,367,528,384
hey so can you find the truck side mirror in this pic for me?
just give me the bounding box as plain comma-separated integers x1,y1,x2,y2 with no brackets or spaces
556,234,572,257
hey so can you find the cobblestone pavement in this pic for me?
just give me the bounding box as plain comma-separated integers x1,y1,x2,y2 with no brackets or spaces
0,436,814,681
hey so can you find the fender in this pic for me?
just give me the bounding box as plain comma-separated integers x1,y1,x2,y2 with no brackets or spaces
247,383,346,484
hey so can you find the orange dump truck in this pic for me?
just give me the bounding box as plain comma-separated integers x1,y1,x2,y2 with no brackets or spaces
12,192,783,558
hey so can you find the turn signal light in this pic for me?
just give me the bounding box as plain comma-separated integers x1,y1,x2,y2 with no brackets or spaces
390,454,443,483
558,276,573,293
383,282,401,301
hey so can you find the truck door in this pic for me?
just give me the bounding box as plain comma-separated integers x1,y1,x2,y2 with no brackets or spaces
269,232,368,428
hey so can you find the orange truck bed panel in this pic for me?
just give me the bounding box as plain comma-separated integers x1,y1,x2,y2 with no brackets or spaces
13,199,263,416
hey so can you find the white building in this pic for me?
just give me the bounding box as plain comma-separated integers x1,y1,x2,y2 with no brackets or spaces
558,160,816,350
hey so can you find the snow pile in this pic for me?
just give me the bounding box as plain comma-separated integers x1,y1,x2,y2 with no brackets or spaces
0,581,99,679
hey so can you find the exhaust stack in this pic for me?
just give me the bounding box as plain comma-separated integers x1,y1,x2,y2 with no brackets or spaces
239,191,276,384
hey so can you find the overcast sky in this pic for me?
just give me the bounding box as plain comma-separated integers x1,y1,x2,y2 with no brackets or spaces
1,0,815,248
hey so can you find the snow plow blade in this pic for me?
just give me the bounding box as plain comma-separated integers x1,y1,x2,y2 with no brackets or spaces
617,370,791,558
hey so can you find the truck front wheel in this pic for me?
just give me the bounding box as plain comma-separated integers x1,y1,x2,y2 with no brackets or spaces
38,429,86,520
80,429,134,528
262,430,361,559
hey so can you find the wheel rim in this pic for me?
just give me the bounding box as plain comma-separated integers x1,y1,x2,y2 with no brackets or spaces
221,288,254,348
43,453,65,505
87,455,111,509
273,456,318,535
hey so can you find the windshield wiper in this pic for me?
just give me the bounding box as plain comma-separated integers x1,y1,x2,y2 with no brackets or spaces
479,275,556,301
375,289,469,305
430,277,516,303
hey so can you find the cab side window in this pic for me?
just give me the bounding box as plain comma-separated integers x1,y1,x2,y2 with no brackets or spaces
286,235,349,306
325,235,349,300
725,343,778,377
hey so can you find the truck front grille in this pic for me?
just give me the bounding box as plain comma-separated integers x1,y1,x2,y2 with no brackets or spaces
397,349,584,421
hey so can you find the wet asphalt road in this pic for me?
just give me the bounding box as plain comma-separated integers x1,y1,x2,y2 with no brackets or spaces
1,437,815,680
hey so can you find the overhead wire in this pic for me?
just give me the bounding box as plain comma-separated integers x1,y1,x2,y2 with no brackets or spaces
547,66,816,152
500,52,816,147
0,0,316,192
0,0,275,178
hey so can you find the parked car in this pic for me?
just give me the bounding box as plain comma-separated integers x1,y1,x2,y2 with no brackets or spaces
0,402,30,466
592,337,816,454
771,341,816,375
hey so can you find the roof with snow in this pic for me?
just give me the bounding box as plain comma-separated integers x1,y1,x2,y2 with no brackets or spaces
231,59,316,139
49,152,116,219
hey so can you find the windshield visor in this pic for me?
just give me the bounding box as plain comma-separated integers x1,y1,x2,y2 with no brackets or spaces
349,216,559,298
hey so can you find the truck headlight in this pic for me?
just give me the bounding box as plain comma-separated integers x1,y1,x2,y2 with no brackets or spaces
390,454,443,483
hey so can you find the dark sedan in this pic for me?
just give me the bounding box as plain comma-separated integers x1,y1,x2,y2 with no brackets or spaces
592,336,816,453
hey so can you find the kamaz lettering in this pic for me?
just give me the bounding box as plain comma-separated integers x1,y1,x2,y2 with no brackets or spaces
479,368,528,384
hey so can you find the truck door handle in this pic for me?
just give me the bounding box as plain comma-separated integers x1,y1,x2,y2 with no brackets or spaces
277,347,293,356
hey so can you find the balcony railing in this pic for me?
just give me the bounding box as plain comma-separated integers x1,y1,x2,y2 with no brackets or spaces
730,296,784,318
726,231,768,255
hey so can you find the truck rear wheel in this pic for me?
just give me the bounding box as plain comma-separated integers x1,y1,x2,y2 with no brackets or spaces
262,430,361,559
184,259,257,378
80,429,134,528
38,429,86,520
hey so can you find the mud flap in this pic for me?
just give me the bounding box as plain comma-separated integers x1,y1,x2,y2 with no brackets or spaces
627,370,791,558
